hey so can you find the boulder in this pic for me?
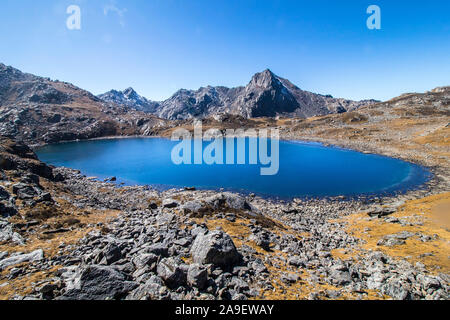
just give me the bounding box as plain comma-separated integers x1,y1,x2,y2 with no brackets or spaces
132,253,159,270
190,230,240,269
146,243,169,257
20,173,40,185
0,249,44,271
288,256,306,268
157,258,187,289
249,231,271,251
377,231,415,247
203,193,252,211
0,221,24,244
126,276,169,300
58,265,138,300
12,183,39,200
187,264,208,290
181,201,205,215
162,198,179,208
102,243,122,265
0,251,7,260
383,281,411,300
222,192,252,211
367,206,397,218
327,262,352,286
0,186,10,200
148,201,158,210
0,200,17,217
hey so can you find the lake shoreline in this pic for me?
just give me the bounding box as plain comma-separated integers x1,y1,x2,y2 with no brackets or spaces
33,133,441,203
1,119,449,299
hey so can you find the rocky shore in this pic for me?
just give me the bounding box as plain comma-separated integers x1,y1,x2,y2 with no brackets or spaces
0,137,448,300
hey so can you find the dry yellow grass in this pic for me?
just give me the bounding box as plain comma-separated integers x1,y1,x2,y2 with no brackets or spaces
0,266,62,300
192,215,389,300
0,182,120,300
337,193,450,274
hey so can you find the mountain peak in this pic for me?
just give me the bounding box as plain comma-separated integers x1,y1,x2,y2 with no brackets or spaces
249,69,280,89
98,86,160,113
96,67,378,120
123,87,138,98
262,68,275,75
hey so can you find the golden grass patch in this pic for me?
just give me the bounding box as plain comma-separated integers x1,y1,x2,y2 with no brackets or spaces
338,193,450,274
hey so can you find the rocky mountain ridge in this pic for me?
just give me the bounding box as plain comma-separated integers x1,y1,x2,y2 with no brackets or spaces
99,69,379,120
0,63,170,145
1,62,448,147
98,87,160,113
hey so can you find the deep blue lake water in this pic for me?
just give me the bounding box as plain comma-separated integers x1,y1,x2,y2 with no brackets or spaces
36,138,430,199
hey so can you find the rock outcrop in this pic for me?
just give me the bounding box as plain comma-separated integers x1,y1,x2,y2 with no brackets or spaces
0,63,170,145
99,69,379,120
98,87,160,113
190,230,240,269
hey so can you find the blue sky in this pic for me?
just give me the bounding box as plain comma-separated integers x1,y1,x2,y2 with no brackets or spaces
0,0,449,101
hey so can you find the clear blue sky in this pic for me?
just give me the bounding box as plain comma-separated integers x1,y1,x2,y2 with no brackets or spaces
0,0,449,101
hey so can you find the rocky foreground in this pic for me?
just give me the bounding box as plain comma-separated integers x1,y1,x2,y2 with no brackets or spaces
0,137,448,300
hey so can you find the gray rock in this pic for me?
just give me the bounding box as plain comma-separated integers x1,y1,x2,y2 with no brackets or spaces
367,206,397,218
328,264,352,286
132,253,158,270
203,193,252,211
250,231,271,251
191,225,208,238
146,243,169,257
58,265,138,300
173,238,191,247
126,276,169,300
230,277,250,292
418,275,442,290
0,249,44,270
383,281,411,300
8,267,22,279
39,283,58,299
288,256,306,267
162,198,179,208
0,193,17,217
222,192,252,211
250,260,268,274
0,186,10,200
12,183,39,200
36,192,53,203
157,258,187,289
366,272,386,290
187,264,208,290
190,230,240,269
0,251,8,260
377,231,415,247
281,273,299,284
148,201,158,210
102,243,122,265
0,221,24,244
225,213,236,222
181,201,204,215
232,293,248,300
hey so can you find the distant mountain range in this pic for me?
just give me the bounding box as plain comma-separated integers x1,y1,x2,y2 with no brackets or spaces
98,87,160,113
2,62,447,145
99,69,379,120
0,63,166,144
